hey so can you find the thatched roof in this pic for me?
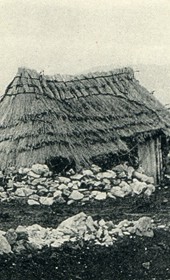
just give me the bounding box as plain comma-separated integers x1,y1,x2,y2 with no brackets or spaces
0,67,169,169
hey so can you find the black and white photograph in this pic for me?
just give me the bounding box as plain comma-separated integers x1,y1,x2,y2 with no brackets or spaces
0,0,169,279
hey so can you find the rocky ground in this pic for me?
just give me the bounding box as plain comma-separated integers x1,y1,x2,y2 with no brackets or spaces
0,163,169,279
0,229,169,280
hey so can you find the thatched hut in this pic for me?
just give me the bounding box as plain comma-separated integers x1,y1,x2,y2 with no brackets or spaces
0,67,169,182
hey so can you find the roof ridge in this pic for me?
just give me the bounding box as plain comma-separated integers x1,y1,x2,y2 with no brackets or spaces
16,66,134,82
1,66,136,101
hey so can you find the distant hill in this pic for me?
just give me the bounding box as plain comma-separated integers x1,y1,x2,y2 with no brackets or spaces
82,64,170,106
134,64,170,106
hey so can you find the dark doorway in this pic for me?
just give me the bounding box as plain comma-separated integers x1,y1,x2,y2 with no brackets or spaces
46,156,76,174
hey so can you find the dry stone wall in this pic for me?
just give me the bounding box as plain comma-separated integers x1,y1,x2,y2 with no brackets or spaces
0,163,155,205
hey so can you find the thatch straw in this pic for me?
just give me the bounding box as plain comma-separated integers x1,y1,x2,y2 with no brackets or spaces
0,66,169,169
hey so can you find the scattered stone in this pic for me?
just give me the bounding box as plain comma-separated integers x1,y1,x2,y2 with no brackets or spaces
91,164,102,173
103,185,111,191
0,186,4,192
67,182,73,189
135,217,154,237
157,224,166,229
62,189,71,197
82,170,94,177
31,164,49,176
5,229,17,245
146,177,154,184
67,199,74,205
69,190,84,201
162,198,168,204
7,179,14,189
15,188,26,197
49,186,58,193
127,166,135,179
97,171,116,180
81,197,90,202
93,181,102,188
99,219,106,227
78,188,88,192
26,240,44,250
58,184,68,191
51,239,65,248
58,177,71,184
106,170,117,178
66,169,75,176
37,185,47,190
86,216,96,232
54,196,66,204
107,192,116,199
0,212,159,255
119,181,132,195
0,235,12,254
24,188,35,197
27,199,40,206
27,171,41,179
131,180,147,195
112,164,126,173
95,192,107,200
39,197,54,206
29,194,40,201
16,226,28,240
14,182,25,188
90,190,98,197
53,190,62,198
0,171,4,178
13,240,26,254
144,184,155,196
110,187,126,198
57,212,86,232
70,174,84,180
31,177,47,186
38,189,49,196
133,171,154,183
142,262,150,270
18,167,30,175
72,180,81,188
112,179,121,186
117,171,127,179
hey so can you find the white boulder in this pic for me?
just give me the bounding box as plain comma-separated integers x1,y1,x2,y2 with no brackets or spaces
39,197,54,206
31,164,49,176
110,187,126,198
134,217,154,237
0,235,12,254
58,177,71,184
69,190,84,201
28,199,40,206
94,192,107,200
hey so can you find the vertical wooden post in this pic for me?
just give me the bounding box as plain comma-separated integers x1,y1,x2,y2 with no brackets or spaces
138,137,158,184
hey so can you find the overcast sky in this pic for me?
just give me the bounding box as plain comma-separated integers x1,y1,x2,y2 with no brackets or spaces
0,0,170,101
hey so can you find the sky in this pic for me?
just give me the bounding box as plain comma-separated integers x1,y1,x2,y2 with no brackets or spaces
0,0,170,102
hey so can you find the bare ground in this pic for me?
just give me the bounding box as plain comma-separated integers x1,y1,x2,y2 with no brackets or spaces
0,186,169,280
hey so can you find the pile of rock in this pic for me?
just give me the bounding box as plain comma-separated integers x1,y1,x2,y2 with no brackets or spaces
0,163,155,206
0,213,154,255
